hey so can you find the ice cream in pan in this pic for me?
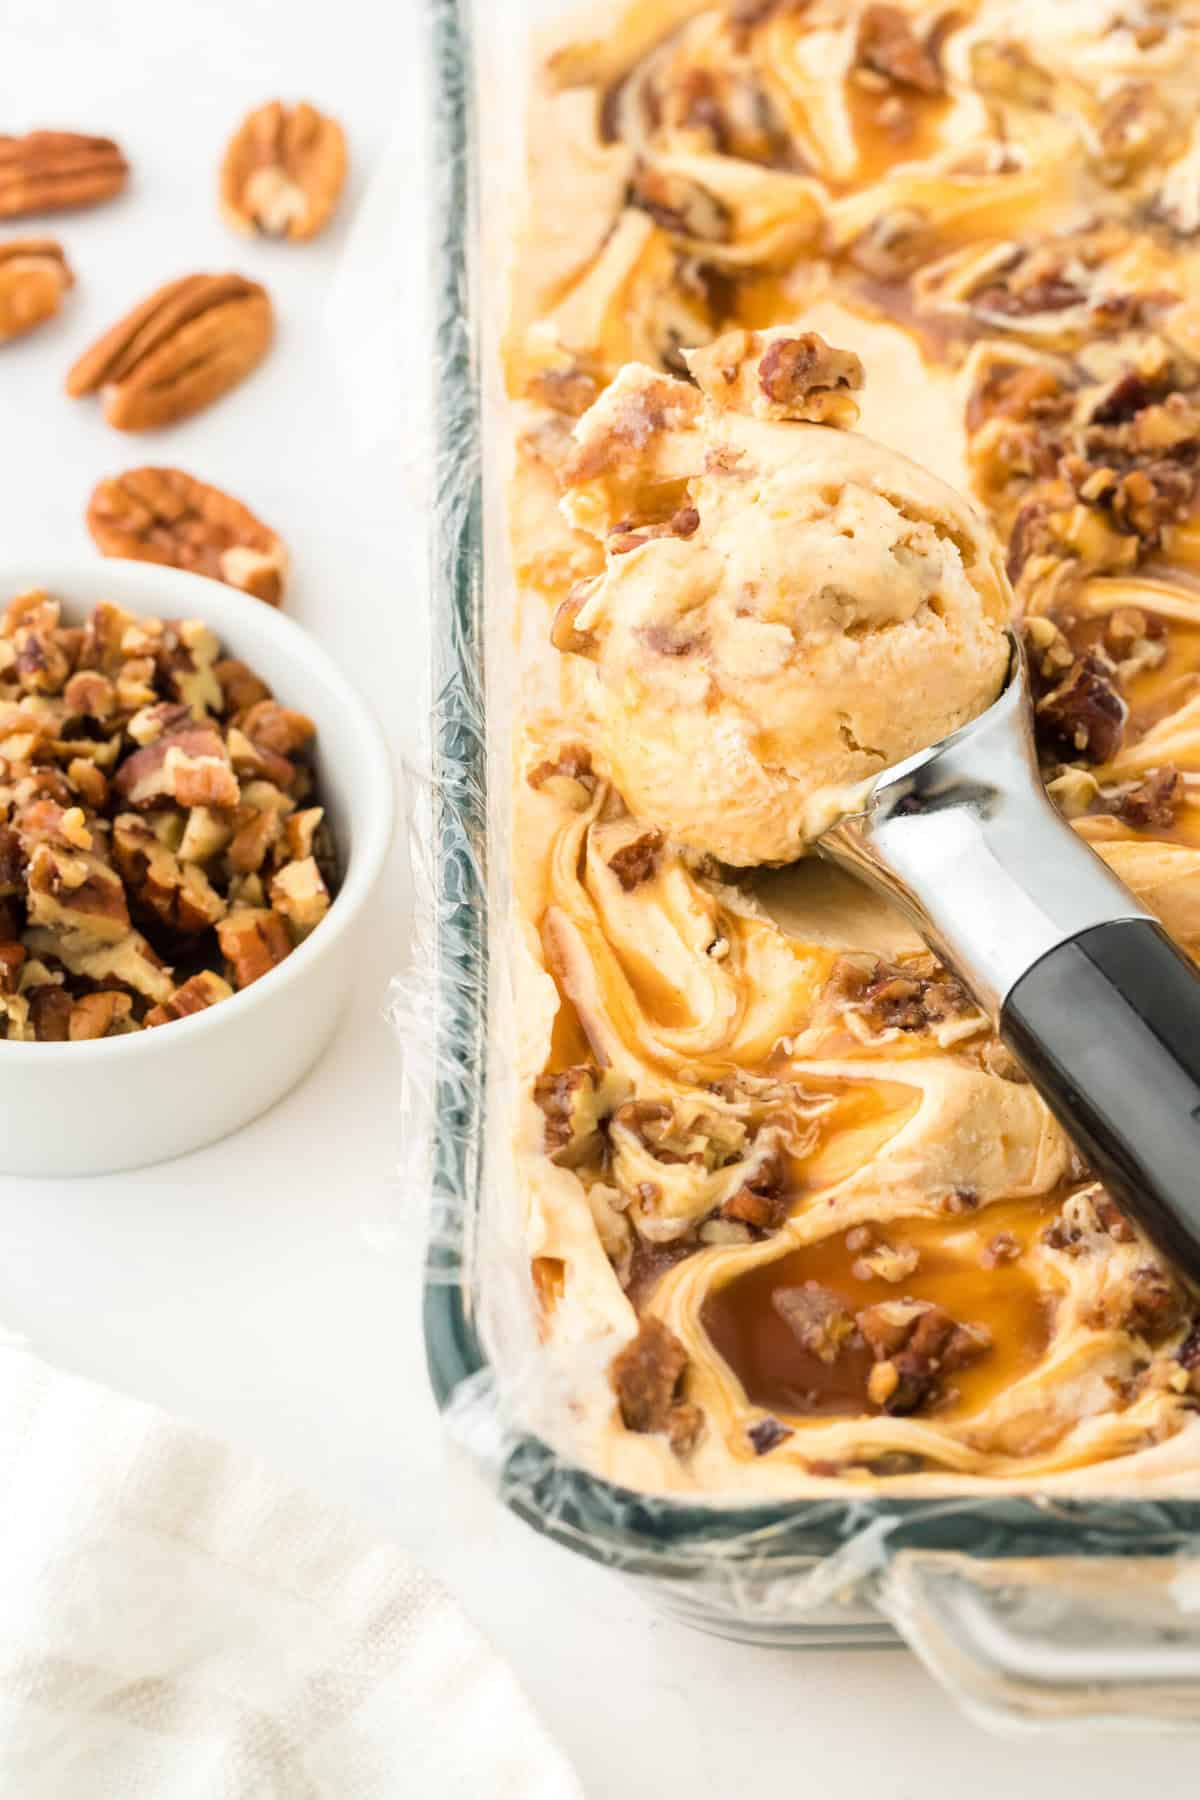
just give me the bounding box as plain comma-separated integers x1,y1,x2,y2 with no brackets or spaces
556,327,1200,1283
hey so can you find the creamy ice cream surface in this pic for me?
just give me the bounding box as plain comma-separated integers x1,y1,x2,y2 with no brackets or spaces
499,0,1200,1501
556,329,1011,865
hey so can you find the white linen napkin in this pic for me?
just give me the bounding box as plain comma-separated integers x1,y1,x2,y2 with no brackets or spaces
0,1337,582,1799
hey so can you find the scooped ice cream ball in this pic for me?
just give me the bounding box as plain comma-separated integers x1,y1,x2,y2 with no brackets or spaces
554,328,1011,867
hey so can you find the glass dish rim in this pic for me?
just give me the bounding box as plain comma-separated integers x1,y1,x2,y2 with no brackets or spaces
420,0,1200,1586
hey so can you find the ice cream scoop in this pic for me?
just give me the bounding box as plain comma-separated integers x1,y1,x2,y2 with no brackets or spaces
557,331,1200,1278
806,631,1200,1284
560,345,1010,866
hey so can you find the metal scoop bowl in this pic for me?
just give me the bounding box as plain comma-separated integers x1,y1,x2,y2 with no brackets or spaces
763,629,1200,1281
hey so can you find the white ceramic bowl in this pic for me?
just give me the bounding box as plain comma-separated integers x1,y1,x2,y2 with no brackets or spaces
0,559,394,1177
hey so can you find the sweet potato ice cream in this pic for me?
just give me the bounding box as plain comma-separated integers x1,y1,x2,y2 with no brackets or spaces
501,0,1200,1498
555,327,1010,864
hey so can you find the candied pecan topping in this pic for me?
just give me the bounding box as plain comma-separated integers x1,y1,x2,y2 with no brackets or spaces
748,1416,794,1455
608,506,702,555
1112,766,1180,831
1095,1195,1136,1242
527,744,596,793
972,276,1084,317
628,165,731,242
857,1300,991,1414
1178,1319,1200,1372
607,829,664,891
966,362,1071,435
611,1316,703,1453
1035,653,1127,763
773,1282,858,1364
758,334,864,411
828,953,972,1035
721,1151,789,1232
527,362,604,419
980,1232,1020,1268
1044,1184,1138,1254
968,38,1053,107
855,5,945,93
533,1065,600,1155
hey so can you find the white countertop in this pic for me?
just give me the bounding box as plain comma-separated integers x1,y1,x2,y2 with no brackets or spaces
3,1,1195,1792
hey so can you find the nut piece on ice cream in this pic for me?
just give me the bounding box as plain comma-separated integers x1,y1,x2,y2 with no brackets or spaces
556,327,1012,867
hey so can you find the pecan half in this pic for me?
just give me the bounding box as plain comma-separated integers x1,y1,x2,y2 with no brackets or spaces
0,239,72,341
0,131,128,219
219,101,347,242
86,468,288,605
66,273,273,430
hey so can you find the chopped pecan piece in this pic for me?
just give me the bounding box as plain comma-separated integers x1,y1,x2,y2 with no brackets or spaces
144,970,234,1028
0,238,72,341
239,699,315,758
215,657,273,719
114,726,239,811
112,814,227,936
216,907,292,989
1112,766,1180,831
855,5,945,93
0,941,26,994
628,165,731,242
980,1232,1020,1268
773,1283,858,1364
28,984,73,1041
721,1150,788,1231
0,825,23,896
758,334,864,420
828,953,973,1036
852,1240,920,1284
87,469,288,605
67,273,273,431
526,362,604,419
972,276,1084,318
533,1064,609,1166
1036,653,1127,763
967,39,1053,107
0,131,128,219
857,1300,991,1414
608,507,701,555
269,856,330,939
25,842,130,941
1088,1261,1187,1340
220,101,347,242
610,1316,702,1454
527,743,596,794
607,829,663,891
748,1416,794,1455
1094,83,1170,184
68,991,133,1041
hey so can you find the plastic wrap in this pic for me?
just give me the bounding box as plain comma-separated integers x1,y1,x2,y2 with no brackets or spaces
398,0,1200,1722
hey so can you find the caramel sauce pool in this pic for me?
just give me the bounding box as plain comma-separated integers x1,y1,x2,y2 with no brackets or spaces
702,1193,1059,1422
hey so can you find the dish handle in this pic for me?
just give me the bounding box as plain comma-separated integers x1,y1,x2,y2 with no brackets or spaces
877,1548,1200,1730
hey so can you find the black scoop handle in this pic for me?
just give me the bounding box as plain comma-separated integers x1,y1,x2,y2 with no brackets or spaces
1002,918,1200,1279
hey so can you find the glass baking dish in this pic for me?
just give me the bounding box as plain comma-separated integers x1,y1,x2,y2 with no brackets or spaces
417,0,1200,1727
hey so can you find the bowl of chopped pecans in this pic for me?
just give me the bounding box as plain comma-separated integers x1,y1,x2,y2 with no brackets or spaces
0,558,393,1175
